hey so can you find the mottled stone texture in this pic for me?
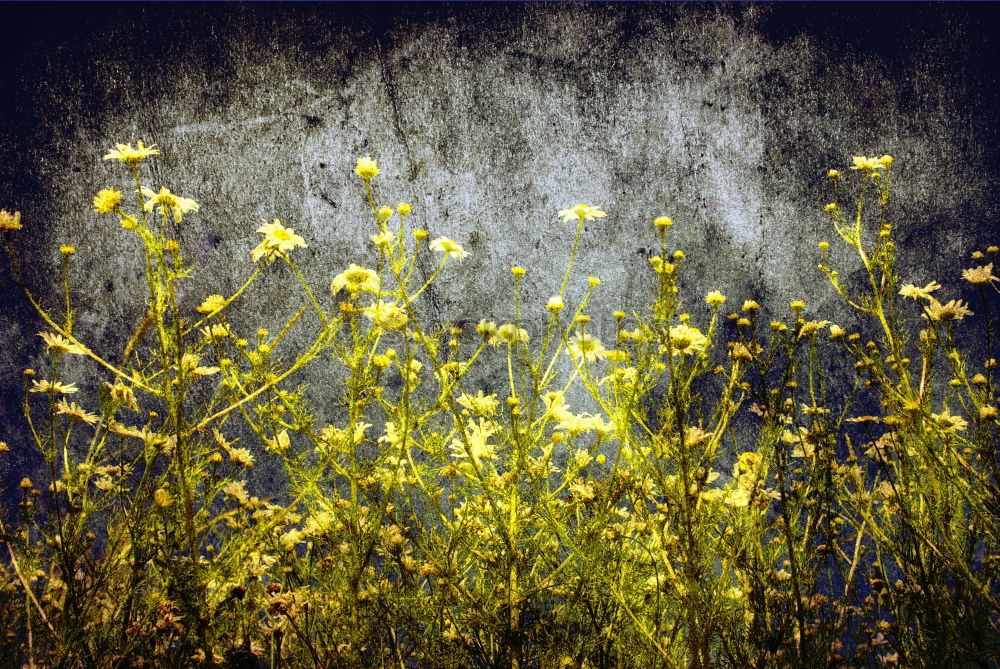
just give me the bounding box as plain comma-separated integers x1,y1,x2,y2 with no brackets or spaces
0,3,997,488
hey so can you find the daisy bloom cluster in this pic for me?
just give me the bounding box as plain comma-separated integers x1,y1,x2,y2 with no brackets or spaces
251,219,307,263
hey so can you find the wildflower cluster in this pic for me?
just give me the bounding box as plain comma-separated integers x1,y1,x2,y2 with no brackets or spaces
0,146,996,669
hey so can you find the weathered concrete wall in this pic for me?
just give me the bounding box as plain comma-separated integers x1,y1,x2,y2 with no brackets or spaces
1,3,997,488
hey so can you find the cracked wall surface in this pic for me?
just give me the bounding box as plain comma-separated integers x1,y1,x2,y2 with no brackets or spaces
1,3,997,490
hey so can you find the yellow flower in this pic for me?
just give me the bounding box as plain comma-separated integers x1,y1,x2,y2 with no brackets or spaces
60,245,75,256
0,209,22,231
201,324,230,341
364,302,408,329
489,323,529,347
93,188,123,214
827,169,841,179
103,141,159,166
741,300,760,312
397,202,412,216
29,379,79,394
457,391,500,415
39,331,85,355
898,281,941,301
705,291,726,308
962,263,999,285
449,418,498,462
197,295,227,314
932,407,967,434
849,156,882,172
106,380,139,411
570,479,596,502
355,156,380,180
798,319,831,338
429,236,469,261
55,398,99,425
558,204,607,223
154,488,175,508
546,296,565,313
476,319,498,338
251,219,306,263
649,256,674,275
924,298,973,322
331,264,380,297
653,216,673,230
377,205,394,222
789,300,806,314
567,332,606,363
668,323,708,356
222,480,249,504
370,231,395,250
141,187,199,223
